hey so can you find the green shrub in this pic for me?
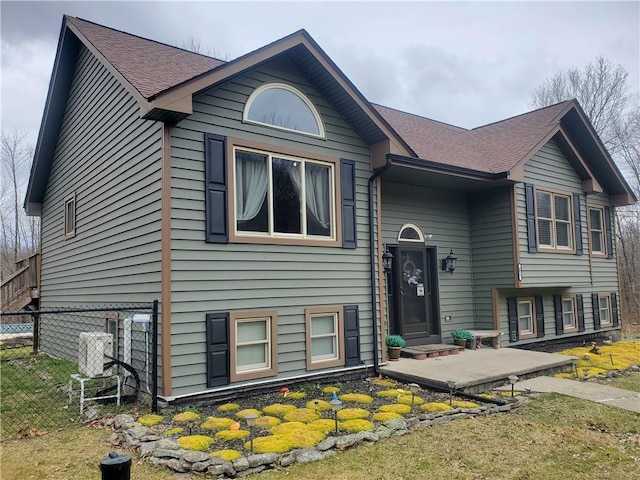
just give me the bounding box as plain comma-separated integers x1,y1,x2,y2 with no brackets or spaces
385,335,406,347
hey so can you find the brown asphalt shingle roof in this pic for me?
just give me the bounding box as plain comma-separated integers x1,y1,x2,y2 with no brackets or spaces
67,15,574,175
374,101,573,174
67,16,225,99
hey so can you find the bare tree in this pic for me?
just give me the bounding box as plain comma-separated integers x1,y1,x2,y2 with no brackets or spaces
178,36,231,61
531,57,640,332
0,129,38,279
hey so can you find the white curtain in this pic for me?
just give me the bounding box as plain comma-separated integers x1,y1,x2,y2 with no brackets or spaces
287,162,330,229
236,154,267,222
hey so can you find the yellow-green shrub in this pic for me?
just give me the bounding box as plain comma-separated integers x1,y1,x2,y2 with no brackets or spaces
306,419,338,433
371,378,396,388
322,386,340,394
376,389,404,398
373,412,402,422
172,411,200,423
339,393,374,404
215,430,250,441
421,402,453,413
245,430,325,454
200,417,235,431
271,422,308,434
283,408,320,423
216,403,240,413
236,408,262,419
210,449,242,461
337,408,370,420
378,404,411,415
138,414,163,426
177,435,214,451
262,403,297,417
451,400,479,409
287,392,307,400
397,394,424,405
306,399,331,411
164,427,184,436
341,419,374,432
255,415,281,428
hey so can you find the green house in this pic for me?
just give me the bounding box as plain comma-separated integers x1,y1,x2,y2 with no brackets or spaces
24,17,635,401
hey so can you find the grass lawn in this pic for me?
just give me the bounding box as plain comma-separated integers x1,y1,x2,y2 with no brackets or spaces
593,371,640,392
1,393,638,479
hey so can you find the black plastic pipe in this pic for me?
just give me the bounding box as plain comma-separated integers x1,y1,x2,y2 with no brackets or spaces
368,157,393,374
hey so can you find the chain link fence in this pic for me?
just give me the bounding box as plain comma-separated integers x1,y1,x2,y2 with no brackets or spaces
0,302,158,439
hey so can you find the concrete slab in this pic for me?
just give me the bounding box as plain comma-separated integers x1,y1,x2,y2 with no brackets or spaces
380,347,575,393
496,376,640,414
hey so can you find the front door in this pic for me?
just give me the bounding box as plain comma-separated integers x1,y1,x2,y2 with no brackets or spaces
388,245,439,344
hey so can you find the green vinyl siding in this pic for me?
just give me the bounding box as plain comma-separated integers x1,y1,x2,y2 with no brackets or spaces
517,140,590,286
169,57,377,396
38,46,163,360
380,182,474,340
469,187,514,329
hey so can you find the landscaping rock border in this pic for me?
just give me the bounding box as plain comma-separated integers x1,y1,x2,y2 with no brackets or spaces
111,397,527,477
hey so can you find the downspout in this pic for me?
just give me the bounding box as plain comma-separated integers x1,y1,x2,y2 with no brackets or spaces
368,157,392,374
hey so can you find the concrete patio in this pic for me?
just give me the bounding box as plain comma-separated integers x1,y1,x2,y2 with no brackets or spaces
380,347,576,393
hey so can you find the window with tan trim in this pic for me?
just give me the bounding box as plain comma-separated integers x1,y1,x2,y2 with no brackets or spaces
229,310,278,382
561,296,578,332
535,189,573,251
64,192,76,238
305,306,345,370
232,147,337,242
588,207,606,255
517,297,536,339
599,294,612,326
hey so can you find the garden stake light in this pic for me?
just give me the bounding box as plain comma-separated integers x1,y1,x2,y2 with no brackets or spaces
446,380,456,406
329,394,342,435
245,413,258,454
408,383,420,411
508,375,519,397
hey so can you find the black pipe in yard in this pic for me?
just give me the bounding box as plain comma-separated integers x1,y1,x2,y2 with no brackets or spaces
151,299,159,413
368,157,392,374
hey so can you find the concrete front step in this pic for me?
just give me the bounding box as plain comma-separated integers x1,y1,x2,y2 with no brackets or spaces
401,344,465,360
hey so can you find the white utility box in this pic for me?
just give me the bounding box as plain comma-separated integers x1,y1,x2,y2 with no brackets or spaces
78,332,113,378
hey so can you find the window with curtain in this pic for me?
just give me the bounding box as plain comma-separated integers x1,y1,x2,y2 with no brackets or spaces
234,148,334,239
536,190,573,250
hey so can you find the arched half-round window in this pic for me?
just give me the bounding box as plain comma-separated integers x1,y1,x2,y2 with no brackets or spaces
244,83,325,138
398,224,424,243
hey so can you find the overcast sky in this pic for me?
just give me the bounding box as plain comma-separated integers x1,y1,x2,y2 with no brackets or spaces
1,0,639,148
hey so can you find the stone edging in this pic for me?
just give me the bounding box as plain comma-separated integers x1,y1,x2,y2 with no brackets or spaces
109,397,527,477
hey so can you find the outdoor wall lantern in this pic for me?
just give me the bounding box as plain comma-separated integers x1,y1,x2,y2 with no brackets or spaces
329,394,343,434
508,375,519,397
382,250,394,273
441,250,458,275
245,413,258,453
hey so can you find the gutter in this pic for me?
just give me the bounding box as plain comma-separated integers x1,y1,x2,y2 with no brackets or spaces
386,153,509,180
368,157,392,374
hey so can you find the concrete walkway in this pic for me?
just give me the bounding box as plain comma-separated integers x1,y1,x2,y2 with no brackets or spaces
498,376,640,413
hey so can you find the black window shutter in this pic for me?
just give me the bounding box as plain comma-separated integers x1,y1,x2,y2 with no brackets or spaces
553,295,564,335
341,159,357,249
611,292,619,327
343,305,360,366
535,295,545,338
525,183,537,253
507,297,519,342
206,312,230,387
576,294,585,332
573,193,582,255
604,207,613,259
204,133,228,243
592,293,601,330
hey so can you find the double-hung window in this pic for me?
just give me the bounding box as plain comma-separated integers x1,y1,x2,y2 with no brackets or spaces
230,311,278,382
562,296,577,331
234,148,336,240
536,190,572,250
598,294,612,326
589,207,606,255
517,298,536,339
305,307,344,370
